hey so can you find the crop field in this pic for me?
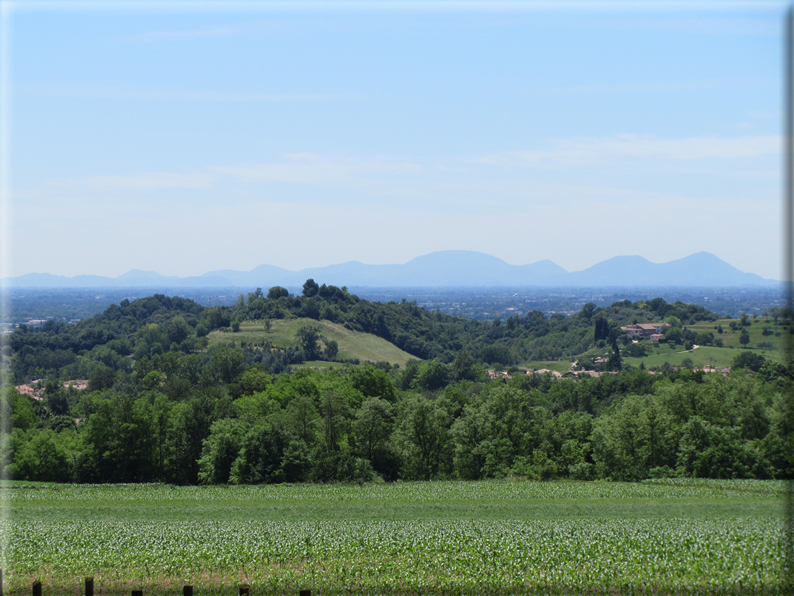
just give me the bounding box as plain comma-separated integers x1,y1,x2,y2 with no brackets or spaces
207,318,416,367
1,480,785,595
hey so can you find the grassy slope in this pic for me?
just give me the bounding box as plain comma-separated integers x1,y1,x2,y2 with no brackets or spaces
688,318,787,352
207,318,416,367
620,318,788,369
622,344,738,369
206,316,786,372
515,318,789,371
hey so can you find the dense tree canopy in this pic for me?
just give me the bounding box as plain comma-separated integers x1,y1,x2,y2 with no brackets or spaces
1,360,791,484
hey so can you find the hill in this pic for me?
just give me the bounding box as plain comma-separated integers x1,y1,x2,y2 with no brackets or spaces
4,283,734,385
565,252,770,287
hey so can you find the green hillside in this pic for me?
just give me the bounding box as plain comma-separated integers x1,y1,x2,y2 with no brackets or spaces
207,318,416,367
620,317,787,370
688,318,786,352
622,345,737,369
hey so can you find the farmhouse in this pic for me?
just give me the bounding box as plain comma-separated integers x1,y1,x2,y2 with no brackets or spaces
528,369,562,378
487,370,512,380
563,369,618,380
622,323,670,339
15,384,43,401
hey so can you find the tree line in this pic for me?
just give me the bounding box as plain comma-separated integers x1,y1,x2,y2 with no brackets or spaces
1,350,792,484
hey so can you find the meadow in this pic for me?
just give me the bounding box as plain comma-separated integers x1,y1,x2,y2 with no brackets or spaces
2,480,785,595
621,344,740,369
207,319,416,367
687,318,787,355
619,317,787,370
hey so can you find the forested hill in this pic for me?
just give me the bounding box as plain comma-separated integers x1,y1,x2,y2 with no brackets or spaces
5,281,723,383
2,281,792,486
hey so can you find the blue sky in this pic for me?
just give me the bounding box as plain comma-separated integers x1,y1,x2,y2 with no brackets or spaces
1,1,786,279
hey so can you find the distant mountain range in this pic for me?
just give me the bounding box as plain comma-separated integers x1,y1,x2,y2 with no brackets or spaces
2,251,777,289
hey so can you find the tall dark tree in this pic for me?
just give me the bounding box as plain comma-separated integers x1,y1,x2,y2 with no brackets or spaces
297,325,323,361
267,286,289,300
733,351,765,372
594,317,609,342
739,328,751,348
582,303,596,325
324,339,339,361
302,279,319,298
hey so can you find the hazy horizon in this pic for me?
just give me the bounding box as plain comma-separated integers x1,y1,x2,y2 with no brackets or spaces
0,248,775,280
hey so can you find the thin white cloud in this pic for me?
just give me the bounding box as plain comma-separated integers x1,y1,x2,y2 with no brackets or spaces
13,1,787,14
19,84,353,102
45,154,422,194
127,19,285,41
478,134,780,168
67,171,216,192
524,77,776,98
132,26,236,40
747,110,779,120
214,153,423,185
31,135,779,204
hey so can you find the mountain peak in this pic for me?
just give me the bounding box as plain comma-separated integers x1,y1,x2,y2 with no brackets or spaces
117,269,169,279
406,250,511,266
2,251,775,288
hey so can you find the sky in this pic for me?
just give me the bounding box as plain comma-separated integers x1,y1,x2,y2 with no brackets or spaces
0,0,787,279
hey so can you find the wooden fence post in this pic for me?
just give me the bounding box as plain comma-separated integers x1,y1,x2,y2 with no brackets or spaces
32,581,41,596
239,584,249,596
85,577,94,596
183,586,193,596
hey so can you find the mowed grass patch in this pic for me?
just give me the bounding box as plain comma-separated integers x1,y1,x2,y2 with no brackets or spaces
519,361,573,373
4,481,784,594
208,318,416,367
621,319,788,369
623,345,740,369
689,319,788,356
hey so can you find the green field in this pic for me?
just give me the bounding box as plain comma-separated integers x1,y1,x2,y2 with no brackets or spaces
3,480,784,594
208,318,416,367
617,318,788,370
622,344,741,369
688,318,787,352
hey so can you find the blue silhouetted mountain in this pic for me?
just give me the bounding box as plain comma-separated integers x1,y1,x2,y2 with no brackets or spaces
115,269,181,285
193,251,570,287
565,252,772,287
1,250,776,288
201,264,293,287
